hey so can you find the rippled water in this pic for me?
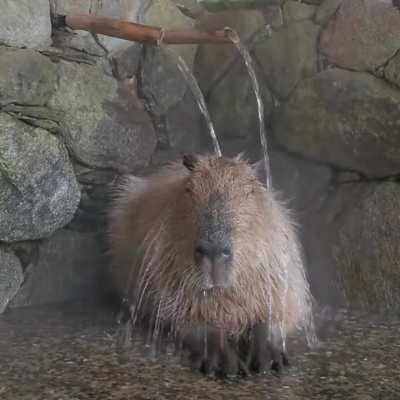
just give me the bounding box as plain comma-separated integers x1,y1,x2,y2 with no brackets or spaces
1,302,399,400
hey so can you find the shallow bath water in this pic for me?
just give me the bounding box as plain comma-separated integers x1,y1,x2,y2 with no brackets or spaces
0,302,399,400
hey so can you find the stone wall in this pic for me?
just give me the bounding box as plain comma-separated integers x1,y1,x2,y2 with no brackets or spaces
1,0,400,314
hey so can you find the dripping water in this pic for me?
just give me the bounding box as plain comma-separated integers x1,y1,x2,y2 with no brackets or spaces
158,44,222,157
227,30,272,190
202,290,208,361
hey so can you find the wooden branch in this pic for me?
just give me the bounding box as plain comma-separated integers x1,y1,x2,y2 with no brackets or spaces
54,13,236,45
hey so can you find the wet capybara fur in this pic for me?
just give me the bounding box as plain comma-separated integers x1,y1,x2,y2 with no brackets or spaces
107,154,315,376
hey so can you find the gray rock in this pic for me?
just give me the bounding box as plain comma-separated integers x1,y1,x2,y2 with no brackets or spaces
144,0,197,70
51,0,141,55
207,61,273,141
270,147,332,216
262,6,284,29
0,0,51,49
254,20,319,99
0,47,57,106
9,230,106,308
141,46,188,116
283,0,317,21
384,52,400,89
0,247,23,313
112,44,142,80
1,105,63,133
49,61,156,173
272,68,400,178
315,0,344,26
310,182,400,312
198,0,283,12
194,9,266,93
0,113,80,242
164,89,210,156
320,0,400,71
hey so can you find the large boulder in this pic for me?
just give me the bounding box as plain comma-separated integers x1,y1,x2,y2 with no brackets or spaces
9,230,106,308
0,0,51,49
272,68,400,177
207,61,273,141
0,47,57,107
51,0,141,55
194,9,266,93
0,113,80,242
49,61,156,173
308,182,400,312
384,53,400,89
254,20,319,99
0,247,23,313
198,0,283,12
283,0,317,22
144,0,197,70
141,46,188,116
320,0,400,71
315,0,344,26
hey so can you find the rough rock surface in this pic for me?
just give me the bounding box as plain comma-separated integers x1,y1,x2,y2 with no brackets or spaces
0,247,23,313
283,0,317,21
309,182,400,312
270,147,332,216
194,9,266,93
207,61,273,140
254,20,319,99
141,46,189,116
0,47,57,106
9,230,106,308
49,61,156,172
315,0,344,26
144,0,197,70
0,113,80,242
51,0,141,55
320,0,400,71
384,52,400,88
164,90,210,156
272,68,400,177
0,0,51,49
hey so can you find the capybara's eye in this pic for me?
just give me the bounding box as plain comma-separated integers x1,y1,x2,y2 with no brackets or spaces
222,248,231,258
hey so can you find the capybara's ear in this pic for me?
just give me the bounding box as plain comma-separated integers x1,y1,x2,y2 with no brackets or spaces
183,154,199,171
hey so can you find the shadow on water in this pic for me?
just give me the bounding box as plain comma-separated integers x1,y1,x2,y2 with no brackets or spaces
0,301,399,399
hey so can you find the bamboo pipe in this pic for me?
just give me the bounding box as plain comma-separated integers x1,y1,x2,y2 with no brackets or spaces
54,13,236,45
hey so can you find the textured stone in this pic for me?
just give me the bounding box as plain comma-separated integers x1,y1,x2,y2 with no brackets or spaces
164,90,210,156
315,0,344,26
272,68,400,177
9,230,106,308
269,147,332,216
2,105,62,133
384,52,400,88
194,9,266,93
254,20,319,99
141,46,189,116
311,182,400,312
49,61,156,172
320,0,400,71
198,0,283,12
0,47,57,107
207,61,273,140
283,1,317,21
0,0,51,49
0,114,80,242
144,0,197,69
0,247,23,313
51,0,141,55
